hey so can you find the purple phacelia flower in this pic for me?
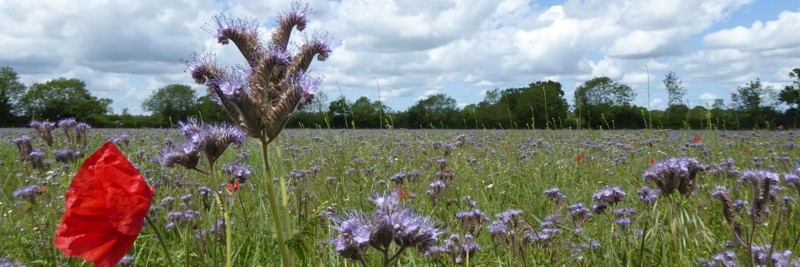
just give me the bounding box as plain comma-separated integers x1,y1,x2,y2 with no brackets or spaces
221,163,253,184
54,148,83,163
544,187,567,204
329,212,372,261
178,119,244,165
13,185,46,202
593,186,626,205
637,186,659,205
643,157,707,196
30,120,55,147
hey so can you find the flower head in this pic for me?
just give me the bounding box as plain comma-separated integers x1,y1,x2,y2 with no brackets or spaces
13,184,46,202
329,212,372,260
55,142,155,267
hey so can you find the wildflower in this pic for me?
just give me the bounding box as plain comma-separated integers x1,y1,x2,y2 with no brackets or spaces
329,212,372,261
0,257,28,267
54,148,83,163
694,136,701,143
178,119,244,165
160,143,201,170
426,180,445,205
544,187,567,205
116,255,134,266
455,209,489,237
576,154,585,162
643,157,708,196
637,186,659,205
592,186,626,209
444,234,481,265
27,150,48,170
698,250,737,267
159,197,176,209
75,122,91,148
30,120,55,147
567,203,593,225
11,135,32,161
58,117,78,143
13,185,46,202
614,217,631,228
649,157,656,165
221,163,252,184
55,142,155,267
740,169,780,224
388,209,443,254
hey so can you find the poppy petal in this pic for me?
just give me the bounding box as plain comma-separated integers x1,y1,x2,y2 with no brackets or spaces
55,142,154,267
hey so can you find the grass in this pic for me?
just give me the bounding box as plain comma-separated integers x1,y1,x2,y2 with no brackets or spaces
1,127,799,266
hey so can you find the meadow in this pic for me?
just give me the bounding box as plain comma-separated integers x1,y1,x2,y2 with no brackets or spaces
1,125,799,266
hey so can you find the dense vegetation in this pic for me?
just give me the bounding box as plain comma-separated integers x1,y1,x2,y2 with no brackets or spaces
2,66,799,130
2,125,799,266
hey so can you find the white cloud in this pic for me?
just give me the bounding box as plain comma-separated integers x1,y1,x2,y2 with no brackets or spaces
699,92,719,105
649,98,664,110
1,0,796,115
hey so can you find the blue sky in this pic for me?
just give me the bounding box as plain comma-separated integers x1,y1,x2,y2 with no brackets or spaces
1,0,799,115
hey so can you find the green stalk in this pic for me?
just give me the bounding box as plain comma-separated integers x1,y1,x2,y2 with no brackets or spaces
146,216,175,266
210,161,232,267
260,137,292,266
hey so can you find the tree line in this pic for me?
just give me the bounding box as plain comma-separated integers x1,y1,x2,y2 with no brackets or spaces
2,65,799,129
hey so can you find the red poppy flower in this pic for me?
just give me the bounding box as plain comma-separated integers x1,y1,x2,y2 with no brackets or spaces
649,157,656,165
227,181,240,193
55,142,154,267
394,187,410,200
576,155,585,162
694,136,701,143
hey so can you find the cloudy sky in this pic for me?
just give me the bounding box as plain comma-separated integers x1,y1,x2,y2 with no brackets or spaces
2,0,799,115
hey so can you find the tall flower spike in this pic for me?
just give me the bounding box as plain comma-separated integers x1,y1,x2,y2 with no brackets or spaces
189,2,332,145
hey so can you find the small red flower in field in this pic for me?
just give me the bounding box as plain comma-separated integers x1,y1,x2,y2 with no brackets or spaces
479,153,484,159
694,136,701,143
576,155,585,162
227,181,240,193
649,157,656,165
394,187,410,200
743,149,750,155
54,142,154,267
40,187,46,193
504,145,509,151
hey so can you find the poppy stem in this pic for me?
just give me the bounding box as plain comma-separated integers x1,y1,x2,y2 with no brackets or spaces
146,216,175,266
260,137,293,267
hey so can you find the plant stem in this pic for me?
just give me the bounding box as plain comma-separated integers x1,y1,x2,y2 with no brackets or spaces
260,137,292,267
146,216,175,266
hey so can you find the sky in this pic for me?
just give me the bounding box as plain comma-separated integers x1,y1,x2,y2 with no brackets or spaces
2,0,799,115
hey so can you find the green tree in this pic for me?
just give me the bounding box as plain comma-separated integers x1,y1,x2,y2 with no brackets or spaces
142,84,198,122
350,96,390,128
664,71,686,107
779,68,800,127
18,78,112,121
406,93,459,128
327,96,352,128
574,77,636,128
193,94,231,123
731,79,777,129
0,66,26,126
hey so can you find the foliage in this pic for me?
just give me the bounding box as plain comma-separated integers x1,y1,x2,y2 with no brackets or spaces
142,84,199,122
664,71,686,107
405,94,459,128
574,77,637,129
731,79,778,129
0,66,26,126
2,127,800,266
17,78,112,121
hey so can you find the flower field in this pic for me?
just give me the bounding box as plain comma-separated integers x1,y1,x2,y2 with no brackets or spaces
1,125,799,266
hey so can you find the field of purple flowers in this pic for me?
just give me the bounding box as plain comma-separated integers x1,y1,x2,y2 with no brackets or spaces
1,123,800,266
